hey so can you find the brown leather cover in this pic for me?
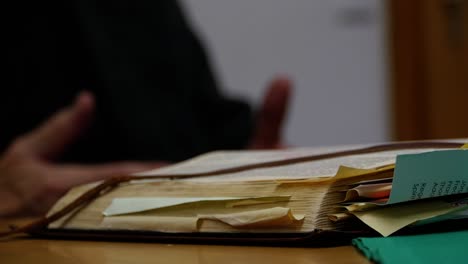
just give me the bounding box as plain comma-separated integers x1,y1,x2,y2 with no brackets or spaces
30,218,468,247
30,228,366,247
2,141,465,246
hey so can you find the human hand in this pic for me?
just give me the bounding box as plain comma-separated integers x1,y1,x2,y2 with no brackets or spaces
248,76,292,149
0,92,166,216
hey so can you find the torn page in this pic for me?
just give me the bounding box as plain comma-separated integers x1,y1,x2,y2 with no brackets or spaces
199,207,304,228
101,208,304,232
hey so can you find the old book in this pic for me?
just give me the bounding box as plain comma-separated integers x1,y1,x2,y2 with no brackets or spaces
6,141,468,245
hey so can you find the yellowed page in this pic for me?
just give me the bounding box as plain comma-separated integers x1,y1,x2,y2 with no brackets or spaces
328,213,353,222
101,216,198,232
100,207,304,232
198,207,304,228
351,200,464,236
133,147,440,182
48,181,329,233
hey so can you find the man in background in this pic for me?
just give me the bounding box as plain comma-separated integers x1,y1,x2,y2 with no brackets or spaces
0,1,291,215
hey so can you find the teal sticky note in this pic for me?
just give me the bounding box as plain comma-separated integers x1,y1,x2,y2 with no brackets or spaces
388,150,468,204
353,230,468,264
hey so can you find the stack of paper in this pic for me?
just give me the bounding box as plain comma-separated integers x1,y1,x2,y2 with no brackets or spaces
9,141,466,245
329,148,468,236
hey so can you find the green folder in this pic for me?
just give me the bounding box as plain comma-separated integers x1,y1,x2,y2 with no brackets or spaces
353,230,468,264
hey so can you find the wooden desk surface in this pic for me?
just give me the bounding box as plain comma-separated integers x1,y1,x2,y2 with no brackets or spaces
0,218,369,264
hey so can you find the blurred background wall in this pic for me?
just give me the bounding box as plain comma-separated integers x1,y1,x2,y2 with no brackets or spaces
182,0,390,147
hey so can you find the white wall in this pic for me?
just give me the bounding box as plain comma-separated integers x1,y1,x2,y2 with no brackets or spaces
182,0,390,146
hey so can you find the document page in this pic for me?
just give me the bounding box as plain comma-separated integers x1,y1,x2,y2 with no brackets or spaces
133,145,442,182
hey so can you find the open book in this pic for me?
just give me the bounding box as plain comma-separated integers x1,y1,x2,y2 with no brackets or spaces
6,141,468,245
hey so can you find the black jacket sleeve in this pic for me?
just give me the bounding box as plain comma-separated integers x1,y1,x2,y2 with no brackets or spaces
2,0,253,162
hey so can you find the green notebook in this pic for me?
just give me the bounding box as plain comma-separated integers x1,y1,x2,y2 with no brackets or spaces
353,230,468,264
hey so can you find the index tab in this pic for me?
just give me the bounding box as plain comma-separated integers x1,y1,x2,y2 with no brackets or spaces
388,149,468,204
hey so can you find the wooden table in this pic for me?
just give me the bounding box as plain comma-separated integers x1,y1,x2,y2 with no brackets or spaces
0,218,369,264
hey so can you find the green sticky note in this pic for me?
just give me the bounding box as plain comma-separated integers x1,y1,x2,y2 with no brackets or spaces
388,150,468,204
353,230,468,264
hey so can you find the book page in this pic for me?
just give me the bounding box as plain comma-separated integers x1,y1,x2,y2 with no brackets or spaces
351,199,466,236
134,145,360,176
133,146,442,182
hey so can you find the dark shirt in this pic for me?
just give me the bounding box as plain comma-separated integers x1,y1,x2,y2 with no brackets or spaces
3,0,253,162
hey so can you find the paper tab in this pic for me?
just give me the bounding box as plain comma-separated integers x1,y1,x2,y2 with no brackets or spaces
388,149,468,204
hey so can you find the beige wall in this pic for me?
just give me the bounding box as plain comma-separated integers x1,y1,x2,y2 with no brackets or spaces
182,0,390,146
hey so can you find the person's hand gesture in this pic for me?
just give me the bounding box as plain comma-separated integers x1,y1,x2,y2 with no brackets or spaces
249,76,292,149
0,92,164,216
